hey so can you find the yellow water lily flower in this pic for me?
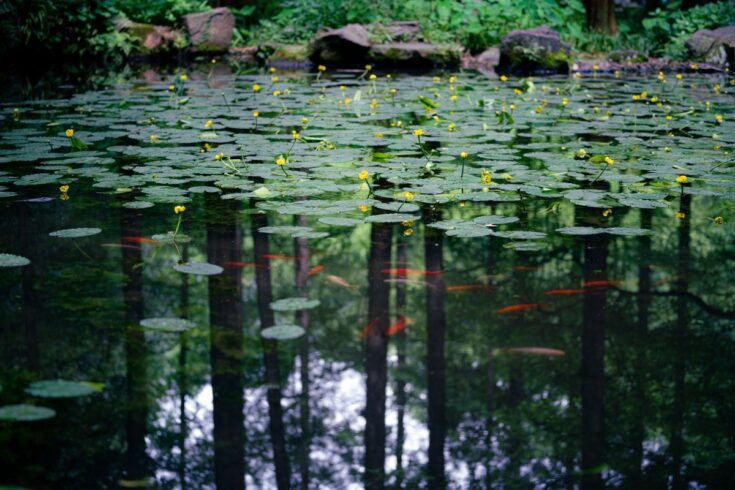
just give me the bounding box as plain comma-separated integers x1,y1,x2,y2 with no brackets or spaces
714,216,724,225
174,205,186,214
65,129,74,138
204,119,213,129
318,65,326,71
59,185,69,193
252,84,261,92
604,156,615,165
359,170,369,180
403,191,415,201
676,175,688,183
179,74,188,81
214,152,224,161
358,204,369,212
500,75,508,82
602,208,612,217
253,111,260,118
413,128,424,137
676,211,685,219
276,157,286,165
481,169,491,185
460,151,468,158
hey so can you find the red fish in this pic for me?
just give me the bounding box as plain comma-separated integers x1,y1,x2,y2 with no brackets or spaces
102,243,141,251
544,288,587,296
502,347,565,357
513,266,539,272
381,268,443,276
497,303,540,314
584,280,620,288
447,284,495,292
262,254,295,261
386,315,407,336
360,319,378,339
224,261,266,268
308,265,324,276
123,236,157,245
326,274,353,288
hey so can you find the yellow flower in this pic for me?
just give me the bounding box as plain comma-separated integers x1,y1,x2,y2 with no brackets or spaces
211,58,217,64
676,175,688,183
179,74,188,81
370,99,378,109
369,74,377,81
666,115,673,121
403,191,415,201
301,117,309,125
481,169,491,185
292,131,300,140
365,64,372,71
602,208,612,217
344,97,353,105
534,106,543,114
65,129,74,138
273,90,281,96
509,103,516,110
657,71,664,81
513,88,522,95
402,220,413,227
574,72,582,79
450,94,458,102
433,115,440,124
149,135,159,142
389,88,397,95
676,211,685,220
715,114,723,124
204,119,213,129
168,85,175,91
214,152,224,161
561,97,568,107
593,64,599,71
271,76,279,82
276,157,287,165
460,151,468,158
448,123,456,132
500,75,508,82
374,132,383,138
359,170,369,180
395,121,402,127
575,149,587,159
60,193,69,201
676,73,683,80
252,84,261,92
339,85,346,91
358,204,369,212
413,128,424,137
714,216,724,225
432,76,441,83
604,156,615,165
403,228,413,236
174,205,186,214
318,65,326,71
253,111,260,118
59,185,69,193
690,63,698,70
640,91,648,99
202,143,212,151
269,67,277,73
632,95,640,101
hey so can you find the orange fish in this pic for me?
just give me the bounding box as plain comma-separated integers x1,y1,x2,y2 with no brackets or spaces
102,243,141,251
513,266,539,272
544,288,587,296
386,315,407,336
447,284,495,292
360,319,378,339
381,268,443,276
308,265,324,276
123,236,157,245
224,261,266,268
502,347,565,357
325,274,353,288
497,303,540,314
262,254,295,261
584,280,620,288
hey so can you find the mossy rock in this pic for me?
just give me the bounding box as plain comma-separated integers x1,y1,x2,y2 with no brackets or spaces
497,25,572,75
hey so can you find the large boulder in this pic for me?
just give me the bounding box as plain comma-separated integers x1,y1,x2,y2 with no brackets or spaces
184,7,235,53
685,26,735,67
368,42,460,67
497,26,571,75
308,24,371,64
114,17,185,54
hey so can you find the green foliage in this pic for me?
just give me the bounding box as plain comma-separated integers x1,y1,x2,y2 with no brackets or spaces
641,1,735,58
106,0,210,25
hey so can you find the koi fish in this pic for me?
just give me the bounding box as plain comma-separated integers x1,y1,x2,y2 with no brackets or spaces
584,280,621,288
325,274,353,288
502,347,566,357
381,268,443,276
224,261,266,268
123,236,157,244
386,315,407,336
262,254,295,261
513,266,539,272
308,265,324,276
497,303,540,314
447,284,494,292
360,319,378,339
101,243,141,251
545,288,587,296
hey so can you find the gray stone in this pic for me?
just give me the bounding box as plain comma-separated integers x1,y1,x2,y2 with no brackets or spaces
184,7,235,53
497,25,571,75
368,42,460,66
686,26,735,67
308,24,371,64
114,17,184,54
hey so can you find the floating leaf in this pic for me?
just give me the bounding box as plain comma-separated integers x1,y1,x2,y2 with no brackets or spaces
49,227,101,238
270,297,321,311
0,404,56,422
556,226,604,236
25,380,98,398
0,253,30,267
174,262,223,275
261,325,305,340
318,217,364,227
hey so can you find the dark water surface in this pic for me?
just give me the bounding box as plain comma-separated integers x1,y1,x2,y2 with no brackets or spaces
0,64,734,489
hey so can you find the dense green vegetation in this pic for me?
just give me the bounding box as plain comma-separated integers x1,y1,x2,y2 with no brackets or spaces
1,0,735,61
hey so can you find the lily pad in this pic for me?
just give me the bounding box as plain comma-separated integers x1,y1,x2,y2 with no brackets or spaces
270,297,321,311
0,404,56,422
49,227,101,238
261,325,306,340
174,262,223,275
140,317,196,332
0,253,30,267
25,379,98,398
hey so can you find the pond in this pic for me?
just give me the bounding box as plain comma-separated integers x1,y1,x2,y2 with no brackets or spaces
0,64,734,489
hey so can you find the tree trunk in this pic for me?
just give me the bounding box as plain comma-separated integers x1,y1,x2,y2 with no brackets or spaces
583,0,618,34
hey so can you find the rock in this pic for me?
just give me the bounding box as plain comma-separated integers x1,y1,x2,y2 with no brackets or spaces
228,46,258,62
366,20,421,42
497,26,571,75
686,26,735,67
607,49,645,63
308,24,371,64
184,7,235,53
368,42,460,67
114,17,184,54
475,47,500,67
